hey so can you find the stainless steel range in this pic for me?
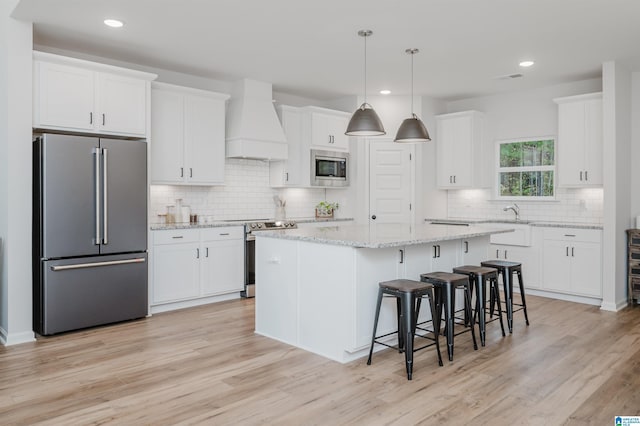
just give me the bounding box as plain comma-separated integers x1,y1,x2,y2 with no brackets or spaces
242,220,297,298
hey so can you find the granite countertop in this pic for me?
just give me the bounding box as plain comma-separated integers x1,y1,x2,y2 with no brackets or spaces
150,217,354,231
425,218,603,230
256,223,512,249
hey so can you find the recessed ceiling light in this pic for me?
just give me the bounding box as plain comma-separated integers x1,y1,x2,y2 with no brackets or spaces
379,90,391,95
519,60,534,67
104,19,124,28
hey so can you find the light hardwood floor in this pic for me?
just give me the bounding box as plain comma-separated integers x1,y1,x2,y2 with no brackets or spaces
2,294,640,425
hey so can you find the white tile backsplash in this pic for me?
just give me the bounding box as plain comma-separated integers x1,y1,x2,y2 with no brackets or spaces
447,187,603,224
150,159,333,223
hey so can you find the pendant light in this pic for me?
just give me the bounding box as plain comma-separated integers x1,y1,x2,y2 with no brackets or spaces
345,30,386,136
394,48,431,143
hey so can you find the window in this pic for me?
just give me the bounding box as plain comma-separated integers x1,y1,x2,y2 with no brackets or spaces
496,137,555,199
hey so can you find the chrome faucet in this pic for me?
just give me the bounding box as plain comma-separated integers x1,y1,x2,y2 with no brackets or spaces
503,203,520,221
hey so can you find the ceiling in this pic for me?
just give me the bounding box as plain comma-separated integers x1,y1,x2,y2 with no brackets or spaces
11,0,640,101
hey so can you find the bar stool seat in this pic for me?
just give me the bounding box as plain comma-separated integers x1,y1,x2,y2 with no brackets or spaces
367,279,443,380
452,265,506,346
480,260,530,333
420,272,478,361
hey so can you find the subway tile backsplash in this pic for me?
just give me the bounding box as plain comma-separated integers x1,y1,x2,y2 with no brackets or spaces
447,187,603,224
150,159,328,223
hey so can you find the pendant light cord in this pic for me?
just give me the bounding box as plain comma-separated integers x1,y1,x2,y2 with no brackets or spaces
363,33,367,106
410,50,414,115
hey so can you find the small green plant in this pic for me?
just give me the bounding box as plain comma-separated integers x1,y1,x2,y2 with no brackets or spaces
315,201,339,217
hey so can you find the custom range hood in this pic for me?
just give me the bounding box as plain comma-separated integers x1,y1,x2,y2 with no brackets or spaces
226,79,288,160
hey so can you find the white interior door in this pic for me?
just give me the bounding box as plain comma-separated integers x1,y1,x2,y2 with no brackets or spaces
369,140,414,224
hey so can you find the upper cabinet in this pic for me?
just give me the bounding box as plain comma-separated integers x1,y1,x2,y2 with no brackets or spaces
270,105,351,187
435,110,485,189
304,107,350,152
33,51,157,137
151,82,230,185
554,93,603,187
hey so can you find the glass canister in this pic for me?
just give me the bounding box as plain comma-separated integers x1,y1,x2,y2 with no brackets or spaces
175,199,183,223
166,205,176,224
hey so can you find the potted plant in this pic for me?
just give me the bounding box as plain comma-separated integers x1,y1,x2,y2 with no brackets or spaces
315,201,339,218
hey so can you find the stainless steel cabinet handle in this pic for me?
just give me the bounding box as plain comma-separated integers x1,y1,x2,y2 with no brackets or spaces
94,148,101,245
496,249,499,258
206,247,209,257
196,248,200,258
464,241,469,253
564,234,576,237
285,172,289,182
571,247,575,257
433,246,438,258
219,233,230,236
437,245,441,258
399,249,404,264
190,168,193,178
566,246,569,256
51,258,146,271
102,113,105,126
585,171,588,181
180,167,184,178
172,236,184,239
102,148,108,245
580,171,583,181
90,112,93,124
504,250,507,259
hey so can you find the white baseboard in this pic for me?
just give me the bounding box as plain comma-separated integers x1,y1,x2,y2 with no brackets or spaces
524,288,602,306
149,292,241,314
1,327,36,346
600,299,629,312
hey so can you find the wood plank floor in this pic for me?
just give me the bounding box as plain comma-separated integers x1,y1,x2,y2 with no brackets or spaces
1,294,640,425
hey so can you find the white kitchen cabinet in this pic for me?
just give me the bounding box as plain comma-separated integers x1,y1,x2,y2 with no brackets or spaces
33,51,156,137
541,228,602,297
554,93,603,187
151,226,244,308
151,82,230,185
460,236,489,266
270,105,351,187
200,228,245,296
305,107,350,151
152,230,200,304
489,244,541,289
435,111,485,189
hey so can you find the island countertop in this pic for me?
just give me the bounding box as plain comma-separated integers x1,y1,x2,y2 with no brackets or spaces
257,222,512,248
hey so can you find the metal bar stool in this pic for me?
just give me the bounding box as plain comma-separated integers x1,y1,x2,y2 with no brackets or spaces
420,272,478,361
367,279,443,380
480,260,530,333
452,265,506,346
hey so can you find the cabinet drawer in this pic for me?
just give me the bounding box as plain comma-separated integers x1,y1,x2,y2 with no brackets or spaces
629,262,640,277
200,226,244,241
153,229,199,245
543,228,601,242
630,247,640,262
631,277,640,292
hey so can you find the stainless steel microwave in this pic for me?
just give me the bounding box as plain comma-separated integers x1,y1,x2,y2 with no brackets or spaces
310,149,349,187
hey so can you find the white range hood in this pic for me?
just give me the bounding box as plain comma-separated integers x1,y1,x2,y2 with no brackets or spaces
225,79,288,160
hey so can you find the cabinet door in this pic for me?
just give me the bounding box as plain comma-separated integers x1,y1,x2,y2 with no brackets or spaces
271,106,303,186
542,240,571,293
310,112,332,149
35,61,95,131
461,236,489,266
490,244,540,289
184,95,225,184
430,240,460,272
557,101,585,186
201,239,244,295
436,116,472,188
152,243,200,304
150,89,185,183
96,73,147,136
570,241,602,297
583,98,603,185
328,115,349,151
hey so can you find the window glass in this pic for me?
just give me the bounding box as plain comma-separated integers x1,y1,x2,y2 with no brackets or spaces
497,138,555,199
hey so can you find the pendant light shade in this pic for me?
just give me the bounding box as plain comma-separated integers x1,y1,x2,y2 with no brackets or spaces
394,48,430,143
345,30,386,136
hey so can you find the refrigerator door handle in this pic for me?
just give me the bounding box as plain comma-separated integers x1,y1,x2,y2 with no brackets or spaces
94,147,101,245
50,257,146,271
102,148,108,245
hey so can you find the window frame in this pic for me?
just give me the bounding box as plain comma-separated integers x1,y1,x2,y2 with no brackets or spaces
495,136,556,200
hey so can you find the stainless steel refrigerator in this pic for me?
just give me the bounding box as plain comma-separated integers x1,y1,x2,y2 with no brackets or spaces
33,133,148,335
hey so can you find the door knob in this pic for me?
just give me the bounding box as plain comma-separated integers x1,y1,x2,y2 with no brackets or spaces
371,215,377,220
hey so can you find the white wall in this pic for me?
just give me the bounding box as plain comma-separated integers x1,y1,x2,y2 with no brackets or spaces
420,97,448,219
601,61,632,311
0,2,35,345
630,72,640,220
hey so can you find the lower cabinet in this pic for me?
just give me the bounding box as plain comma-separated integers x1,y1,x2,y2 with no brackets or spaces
151,226,244,306
489,243,541,289
541,228,602,297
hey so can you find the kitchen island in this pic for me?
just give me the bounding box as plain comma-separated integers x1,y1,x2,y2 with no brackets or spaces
255,223,511,363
